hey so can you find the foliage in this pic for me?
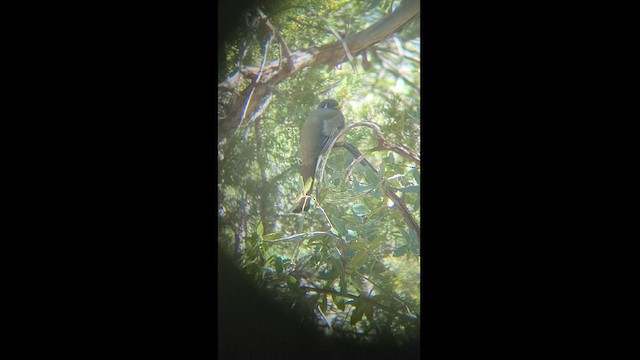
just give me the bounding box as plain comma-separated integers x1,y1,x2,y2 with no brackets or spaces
218,0,420,345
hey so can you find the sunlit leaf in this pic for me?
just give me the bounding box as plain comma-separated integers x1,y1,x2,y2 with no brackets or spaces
256,221,264,238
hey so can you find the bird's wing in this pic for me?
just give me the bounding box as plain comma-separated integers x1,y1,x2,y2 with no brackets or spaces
317,111,345,156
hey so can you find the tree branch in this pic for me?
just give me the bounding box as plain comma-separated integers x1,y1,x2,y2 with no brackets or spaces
257,8,293,73
262,231,339,243
338,122,421,169
312,122,420,247
218,0,420,143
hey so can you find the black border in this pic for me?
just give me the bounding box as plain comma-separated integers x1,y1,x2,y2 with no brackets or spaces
26,0,586,356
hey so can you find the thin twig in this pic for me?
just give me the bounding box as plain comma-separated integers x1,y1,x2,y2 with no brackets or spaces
238,34,272,129
286,16,325,33
345,146,379,180
336,122,421,165
392,35,405,59
374,47,420,64
316,305,333,333
322,19,356,65
257,8,293,73
262,231,340,243
314,201,335,231
377,55,420,93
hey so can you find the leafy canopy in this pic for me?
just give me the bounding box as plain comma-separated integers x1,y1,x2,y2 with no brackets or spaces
218,0,420,344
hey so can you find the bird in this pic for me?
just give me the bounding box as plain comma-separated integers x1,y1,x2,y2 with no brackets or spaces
292,99,345,213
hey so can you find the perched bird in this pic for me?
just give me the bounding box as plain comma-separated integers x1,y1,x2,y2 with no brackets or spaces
292,99,345,213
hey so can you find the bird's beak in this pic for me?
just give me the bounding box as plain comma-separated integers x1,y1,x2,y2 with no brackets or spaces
335,104,342,109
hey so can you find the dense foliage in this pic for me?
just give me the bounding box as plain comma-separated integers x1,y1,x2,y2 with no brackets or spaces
218,0,420,345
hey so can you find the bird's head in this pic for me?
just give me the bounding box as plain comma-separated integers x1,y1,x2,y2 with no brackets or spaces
318,99,341,110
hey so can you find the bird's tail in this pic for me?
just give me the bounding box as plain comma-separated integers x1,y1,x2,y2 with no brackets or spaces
291,194,312,213
292,163,316,213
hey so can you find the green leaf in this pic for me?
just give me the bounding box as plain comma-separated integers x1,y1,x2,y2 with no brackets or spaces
335,296,345,311
400,185,420,193
363,302,374,321
331,258,344,274
399,229,411,242
352,204,368,215
347,241,369,251
369,204,388,220
339,274,348,295
362,196,379,210
371,188,381,199
370,236,387,250
364,168,379,185
304,177,314,194
332,218,348,236
353,184,375,193
393,245,408,257
350,251,368,270
345,230,360,241
318,268,339,281
256,221,264,238
411,168,420,184
271,256,283,275
386,153,395,165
